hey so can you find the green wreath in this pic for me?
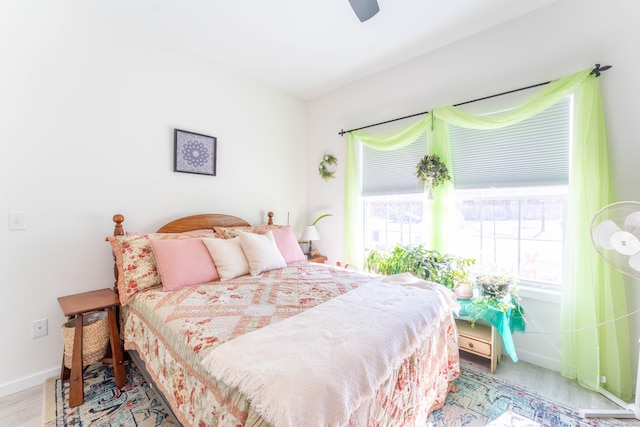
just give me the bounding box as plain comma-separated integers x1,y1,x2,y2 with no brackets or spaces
319,154,338,180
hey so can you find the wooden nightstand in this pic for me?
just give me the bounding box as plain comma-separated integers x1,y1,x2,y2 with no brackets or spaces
57,288,126,407
308,255,328,264
456,318,502,373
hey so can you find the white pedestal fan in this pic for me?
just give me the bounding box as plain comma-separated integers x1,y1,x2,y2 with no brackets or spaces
583,201,640,419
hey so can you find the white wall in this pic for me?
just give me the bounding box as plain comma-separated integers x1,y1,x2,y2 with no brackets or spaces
0,2,307,396
307,0,640,374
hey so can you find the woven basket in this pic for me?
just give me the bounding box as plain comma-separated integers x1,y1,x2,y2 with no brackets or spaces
62,311,110,369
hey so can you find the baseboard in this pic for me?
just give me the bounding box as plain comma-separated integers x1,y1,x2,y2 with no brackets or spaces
514,348,560,372
0,366,59,398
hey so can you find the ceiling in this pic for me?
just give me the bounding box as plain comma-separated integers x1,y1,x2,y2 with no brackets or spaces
83,0,559,100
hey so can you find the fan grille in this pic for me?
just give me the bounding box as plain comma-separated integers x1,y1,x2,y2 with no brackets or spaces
591,201,640,278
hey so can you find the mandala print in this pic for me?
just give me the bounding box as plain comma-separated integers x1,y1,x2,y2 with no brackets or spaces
182,140,209,167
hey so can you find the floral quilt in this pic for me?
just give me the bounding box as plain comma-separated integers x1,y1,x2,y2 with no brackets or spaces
122,262,460,426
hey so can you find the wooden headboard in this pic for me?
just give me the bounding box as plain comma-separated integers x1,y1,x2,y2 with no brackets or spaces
112,212,273,236
111,211,274,291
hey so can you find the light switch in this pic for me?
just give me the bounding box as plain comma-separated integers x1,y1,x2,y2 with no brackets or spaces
8,212,26,230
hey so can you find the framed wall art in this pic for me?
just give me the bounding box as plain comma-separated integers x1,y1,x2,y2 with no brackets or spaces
174,129,217,176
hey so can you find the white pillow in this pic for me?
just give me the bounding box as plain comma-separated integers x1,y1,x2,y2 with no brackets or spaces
239,231,287,275
203,237,250,281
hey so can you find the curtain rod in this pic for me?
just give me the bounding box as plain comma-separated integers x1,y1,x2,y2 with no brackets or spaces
338,63,611,136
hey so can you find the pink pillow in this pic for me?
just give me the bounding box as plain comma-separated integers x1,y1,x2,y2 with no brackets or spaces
260,226,306,263
149,238,220,291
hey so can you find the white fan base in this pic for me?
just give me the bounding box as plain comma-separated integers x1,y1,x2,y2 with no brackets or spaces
581,387,640,419
581,343,640,420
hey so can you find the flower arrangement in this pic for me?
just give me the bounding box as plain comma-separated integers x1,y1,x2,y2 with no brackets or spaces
318,154,338,180
415,154,452,189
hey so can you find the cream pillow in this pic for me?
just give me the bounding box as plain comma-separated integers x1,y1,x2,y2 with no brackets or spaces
203,237,250,281
239,231,287,275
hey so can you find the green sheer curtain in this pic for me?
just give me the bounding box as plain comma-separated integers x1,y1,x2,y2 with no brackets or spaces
344,115,430,267
561,75,631,399
343,67,631,399
343,115,454,263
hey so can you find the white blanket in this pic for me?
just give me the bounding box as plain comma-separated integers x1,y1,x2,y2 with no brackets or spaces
201,274,458,427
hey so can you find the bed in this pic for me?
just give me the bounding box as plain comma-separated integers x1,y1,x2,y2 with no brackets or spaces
107,212,460,426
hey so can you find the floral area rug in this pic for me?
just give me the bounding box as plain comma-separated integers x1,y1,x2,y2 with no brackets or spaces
427,362,627,427
42,360,177,427
42,357,628,427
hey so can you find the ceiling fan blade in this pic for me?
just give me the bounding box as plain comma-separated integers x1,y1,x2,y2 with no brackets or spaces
348,0,379,22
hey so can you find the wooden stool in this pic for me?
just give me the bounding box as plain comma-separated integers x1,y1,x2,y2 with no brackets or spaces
57,288,126,407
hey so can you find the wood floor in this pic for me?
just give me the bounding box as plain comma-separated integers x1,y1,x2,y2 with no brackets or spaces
0,383,42,427
463,353,638,423
1,355,637,427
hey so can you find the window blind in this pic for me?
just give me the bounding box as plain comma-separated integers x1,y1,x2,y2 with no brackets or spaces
449,97,571,189
361,132,427,196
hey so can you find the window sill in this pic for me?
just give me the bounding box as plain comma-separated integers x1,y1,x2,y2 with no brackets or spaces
517,283,561,303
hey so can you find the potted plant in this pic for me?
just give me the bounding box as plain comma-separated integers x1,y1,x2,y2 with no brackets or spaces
466,272,524,326
422,250,475,291
415,154,452,198
475,274,512,297
364,244,474,291
364,244,429,279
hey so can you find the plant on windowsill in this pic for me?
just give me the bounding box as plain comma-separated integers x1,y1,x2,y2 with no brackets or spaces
363,244,475,291
415,154,452,198
365,245,526,327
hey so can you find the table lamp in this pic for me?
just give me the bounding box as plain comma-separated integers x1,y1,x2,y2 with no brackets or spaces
301,225,320,258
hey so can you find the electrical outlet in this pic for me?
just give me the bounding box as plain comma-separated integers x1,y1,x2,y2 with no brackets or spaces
32,319,48,338
8,212,26,231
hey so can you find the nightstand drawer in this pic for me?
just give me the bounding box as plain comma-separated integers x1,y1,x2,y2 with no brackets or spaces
459,335,491,356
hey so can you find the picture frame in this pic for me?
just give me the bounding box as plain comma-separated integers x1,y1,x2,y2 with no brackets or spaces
174,129,217,176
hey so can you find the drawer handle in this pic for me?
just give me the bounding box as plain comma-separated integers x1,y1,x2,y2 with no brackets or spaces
468,342,474,348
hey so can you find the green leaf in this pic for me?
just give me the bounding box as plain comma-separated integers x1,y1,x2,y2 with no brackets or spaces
312,213,333,226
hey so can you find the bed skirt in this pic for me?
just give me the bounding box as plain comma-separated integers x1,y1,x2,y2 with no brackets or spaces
123,304,459,426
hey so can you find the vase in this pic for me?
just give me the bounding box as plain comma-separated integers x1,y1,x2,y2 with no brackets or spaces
453,283,473,300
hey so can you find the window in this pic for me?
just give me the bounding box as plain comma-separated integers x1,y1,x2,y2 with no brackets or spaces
362,131,427,253
361,97,572,289
452,186,566,287
364,194,426,253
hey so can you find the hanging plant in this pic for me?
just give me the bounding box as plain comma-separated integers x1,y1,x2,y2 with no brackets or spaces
415,154,452,198
415,154,451,187
318,154,338,180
